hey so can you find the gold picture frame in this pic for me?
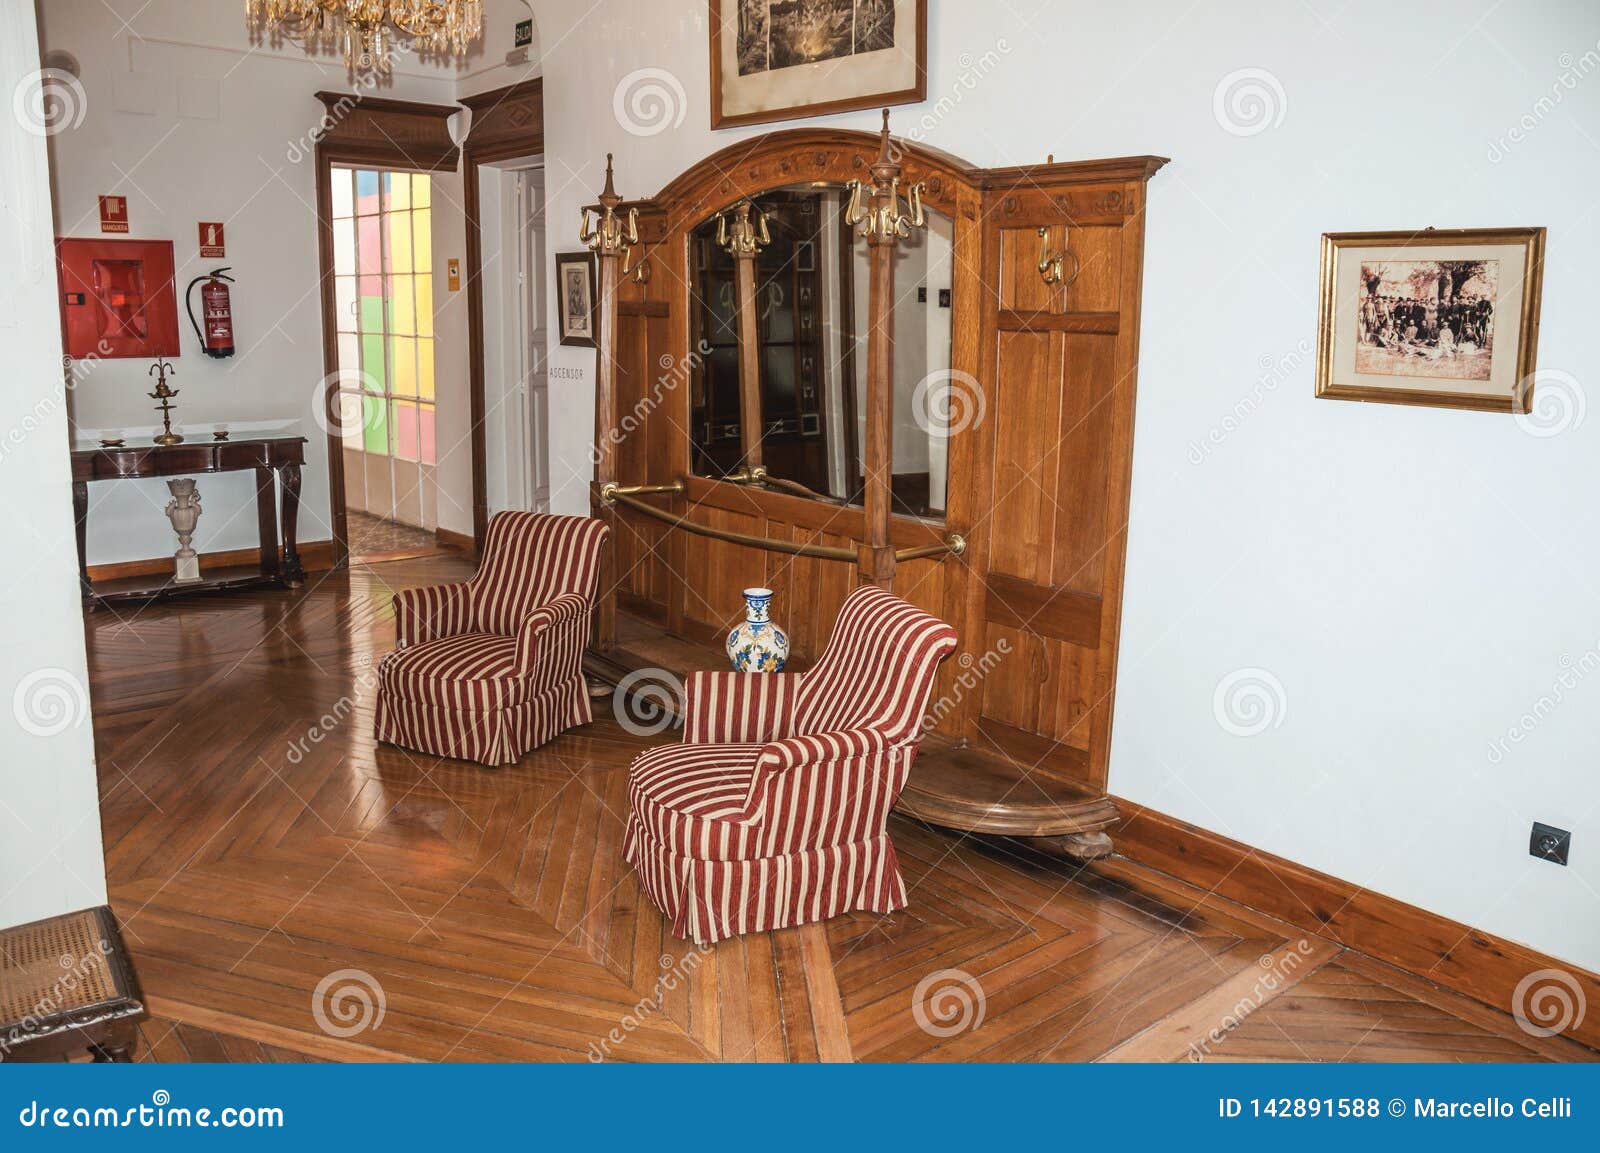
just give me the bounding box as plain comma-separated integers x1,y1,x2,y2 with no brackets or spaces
1316,227,1545,413
709,0,927,131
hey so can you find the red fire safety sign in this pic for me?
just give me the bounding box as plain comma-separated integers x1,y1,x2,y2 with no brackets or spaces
198,221,226,258
98,195,128,233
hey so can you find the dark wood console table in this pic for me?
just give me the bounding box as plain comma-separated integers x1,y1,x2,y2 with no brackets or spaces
72,436,307,609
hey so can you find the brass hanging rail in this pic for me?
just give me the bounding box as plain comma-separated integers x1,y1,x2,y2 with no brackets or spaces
895,534,967,563
601,482,857,562
724,465,833,503
604,480,687,498
600,480,966,565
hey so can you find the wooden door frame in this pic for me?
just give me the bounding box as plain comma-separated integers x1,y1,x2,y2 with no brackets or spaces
459,79,545,550
312,92,460,566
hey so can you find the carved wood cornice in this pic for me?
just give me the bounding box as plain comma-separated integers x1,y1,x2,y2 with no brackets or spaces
641,127,1167,227
312,90,460,170
459,78,544,162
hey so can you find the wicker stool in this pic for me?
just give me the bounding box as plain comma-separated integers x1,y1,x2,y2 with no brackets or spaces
0,906,144,1062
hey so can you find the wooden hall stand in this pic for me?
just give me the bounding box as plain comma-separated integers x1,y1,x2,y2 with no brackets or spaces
586,122,1167,860
72,435,307,609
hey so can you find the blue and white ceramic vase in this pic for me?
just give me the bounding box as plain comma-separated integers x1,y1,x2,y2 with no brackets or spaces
726,587,790,673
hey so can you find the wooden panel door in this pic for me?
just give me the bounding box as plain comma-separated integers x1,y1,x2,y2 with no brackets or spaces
976,190,1134,778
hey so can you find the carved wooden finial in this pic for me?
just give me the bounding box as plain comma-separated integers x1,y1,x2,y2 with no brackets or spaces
600,152,619,207
870,108,899,181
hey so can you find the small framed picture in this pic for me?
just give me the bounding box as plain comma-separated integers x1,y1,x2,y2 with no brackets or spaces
555,251,597,348
1316,228,1545,412
710,0,927,131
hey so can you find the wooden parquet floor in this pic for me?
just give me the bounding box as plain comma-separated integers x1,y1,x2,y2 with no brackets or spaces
82,558,1596,1063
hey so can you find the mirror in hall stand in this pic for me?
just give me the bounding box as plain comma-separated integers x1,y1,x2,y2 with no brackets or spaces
688,182,954,521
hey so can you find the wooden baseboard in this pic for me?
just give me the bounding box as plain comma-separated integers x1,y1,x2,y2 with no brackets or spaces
86,541,335,583
434,527,474,555
1111,800,1600,1051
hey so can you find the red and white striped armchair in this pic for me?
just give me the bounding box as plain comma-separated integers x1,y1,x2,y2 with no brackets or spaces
624,585,958,944
375,512,609,766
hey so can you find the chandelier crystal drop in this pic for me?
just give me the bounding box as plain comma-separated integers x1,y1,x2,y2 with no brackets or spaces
243,1,484,73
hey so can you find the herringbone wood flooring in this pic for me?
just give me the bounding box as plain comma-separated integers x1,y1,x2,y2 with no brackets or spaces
83,559,1595,1063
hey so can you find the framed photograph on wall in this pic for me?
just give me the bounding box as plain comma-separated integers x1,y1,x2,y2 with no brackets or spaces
1316,228,1545,412
710,0,927,130
555,252,597,349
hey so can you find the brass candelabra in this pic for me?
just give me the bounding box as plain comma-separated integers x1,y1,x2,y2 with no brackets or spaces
148,358,182,446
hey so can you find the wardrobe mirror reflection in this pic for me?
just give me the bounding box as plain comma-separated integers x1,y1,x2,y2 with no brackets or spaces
687,182,954,520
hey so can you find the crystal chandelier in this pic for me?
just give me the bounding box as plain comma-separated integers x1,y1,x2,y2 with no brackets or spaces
244,1,484,73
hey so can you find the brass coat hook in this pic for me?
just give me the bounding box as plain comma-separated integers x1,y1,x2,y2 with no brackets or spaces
579,153,639,257
1037,226,1079,287
715,200,770,257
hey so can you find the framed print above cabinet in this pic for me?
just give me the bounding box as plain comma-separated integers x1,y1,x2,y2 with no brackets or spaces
555,251,597,348
710,0,927,130
1316,227,1545,412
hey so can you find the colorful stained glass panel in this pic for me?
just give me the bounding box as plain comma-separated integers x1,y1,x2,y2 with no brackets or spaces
361,334,385,390
358,217,381,273
359,296,383,334
418,339,434,400
415,276,433,338
390,276,415,336
356,169,380,213
391,216,413,273
362,393,387,454
412,212,432,273
391,335,416,396
394,400,419,462
332,166,440,488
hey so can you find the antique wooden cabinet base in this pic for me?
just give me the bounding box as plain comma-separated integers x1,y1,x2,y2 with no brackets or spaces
72,436,307,609
584,125,1166,855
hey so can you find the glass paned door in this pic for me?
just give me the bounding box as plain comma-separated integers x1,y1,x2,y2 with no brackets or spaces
331,166,438,530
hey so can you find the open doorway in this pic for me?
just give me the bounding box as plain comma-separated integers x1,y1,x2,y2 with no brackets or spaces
475,157,550,520
326,165,454,565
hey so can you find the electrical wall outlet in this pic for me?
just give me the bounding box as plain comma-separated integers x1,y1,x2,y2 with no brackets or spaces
1530,822,1571,866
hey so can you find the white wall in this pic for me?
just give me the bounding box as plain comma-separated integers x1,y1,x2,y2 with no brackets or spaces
429,169,475,537
458,0,540,101
477,162,531,517
0,2,107,928
38,0,474,563
528,0,1600,972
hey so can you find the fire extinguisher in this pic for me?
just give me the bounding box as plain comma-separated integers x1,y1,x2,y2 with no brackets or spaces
185,267,236,358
